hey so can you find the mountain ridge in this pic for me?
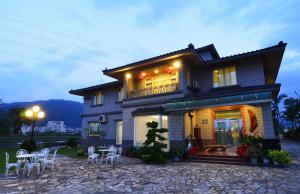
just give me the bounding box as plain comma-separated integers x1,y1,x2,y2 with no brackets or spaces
0,99,83,128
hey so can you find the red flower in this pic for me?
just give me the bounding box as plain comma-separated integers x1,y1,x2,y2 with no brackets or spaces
187,146,199,156
236,145,247,157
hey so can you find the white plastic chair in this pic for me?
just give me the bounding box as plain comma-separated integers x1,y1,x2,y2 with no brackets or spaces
105,146,117,165
16,149,28,165
115,147,122,164
41,149,57,172
87,146,99,164
23,154,41,176
5,152,20,176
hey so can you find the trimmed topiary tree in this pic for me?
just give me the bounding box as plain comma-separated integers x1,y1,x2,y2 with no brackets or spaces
141,121,168,164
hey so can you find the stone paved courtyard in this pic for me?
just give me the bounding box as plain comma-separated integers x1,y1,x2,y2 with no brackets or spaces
1,140,300,194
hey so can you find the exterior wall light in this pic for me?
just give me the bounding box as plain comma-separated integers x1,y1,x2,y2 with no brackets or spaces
125,73,132,79
173,61,181,68
154,70,159,74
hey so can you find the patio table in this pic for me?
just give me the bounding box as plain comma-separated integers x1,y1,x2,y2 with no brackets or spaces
16,153,44,159
98,149,112,163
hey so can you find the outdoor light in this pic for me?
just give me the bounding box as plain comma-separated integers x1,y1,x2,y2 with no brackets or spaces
125,73,131,79
37,111,45,119
141,72,146,77
32,105,40,113
173,61,181,68
25,109,33,118
154,69,159,74
24,105,46,153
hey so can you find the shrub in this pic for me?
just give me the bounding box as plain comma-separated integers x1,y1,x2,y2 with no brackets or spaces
268,150,292,165
66,138,78,147
20,140,37,151
77,147,87,157
140,121,168,164
169,147,184,159
125,146,141,158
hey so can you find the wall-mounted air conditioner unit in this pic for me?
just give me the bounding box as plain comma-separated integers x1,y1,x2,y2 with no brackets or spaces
192,81,200,89
99,115,107,123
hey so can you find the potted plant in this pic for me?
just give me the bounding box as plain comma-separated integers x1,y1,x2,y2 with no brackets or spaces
169,147,184,162
268,150,292,167
261,150,270,165
239,134,263,164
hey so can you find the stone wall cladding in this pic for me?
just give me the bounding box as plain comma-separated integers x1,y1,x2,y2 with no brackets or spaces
168,114,185,141
262,102,275,139
83,87,122,115
82,113,122,142
236,58,266,87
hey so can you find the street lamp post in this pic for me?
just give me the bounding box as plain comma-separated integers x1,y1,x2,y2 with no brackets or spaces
25,105,45,153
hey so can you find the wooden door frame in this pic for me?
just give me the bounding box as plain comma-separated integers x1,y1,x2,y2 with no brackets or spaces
211,105,245,145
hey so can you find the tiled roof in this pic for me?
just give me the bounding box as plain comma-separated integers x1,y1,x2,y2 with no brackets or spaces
205,41,287,64
69,81,122,96
102,43,220,74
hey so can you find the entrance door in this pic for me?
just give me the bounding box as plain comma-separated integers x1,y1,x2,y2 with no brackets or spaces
214,109,243,146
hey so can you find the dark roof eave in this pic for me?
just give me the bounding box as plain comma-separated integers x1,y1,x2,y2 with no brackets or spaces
205,42,287,65
69,81,122,96
102,47,195,75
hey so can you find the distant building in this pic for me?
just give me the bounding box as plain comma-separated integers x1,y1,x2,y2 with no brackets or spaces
46,121,66,132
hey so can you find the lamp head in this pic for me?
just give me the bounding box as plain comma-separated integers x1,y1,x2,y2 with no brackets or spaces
32,105,40,113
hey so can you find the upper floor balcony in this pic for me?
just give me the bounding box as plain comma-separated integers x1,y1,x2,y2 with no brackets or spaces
124,62,181,100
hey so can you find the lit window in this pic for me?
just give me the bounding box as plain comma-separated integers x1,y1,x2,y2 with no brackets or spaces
213,66,237,87
88,122,100,136
116,121,123,145
92,92,103,105
117,88,123,102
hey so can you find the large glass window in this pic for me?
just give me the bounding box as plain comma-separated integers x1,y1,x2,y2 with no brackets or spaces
92,92,103,105
213,66,237,88
88,122,100,136
134,115,169,150
116,121,123,145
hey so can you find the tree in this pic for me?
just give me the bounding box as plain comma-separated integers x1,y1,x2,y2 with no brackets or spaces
282,95,300,130
9,108,32,134
271,93,287,134
141,121,168,164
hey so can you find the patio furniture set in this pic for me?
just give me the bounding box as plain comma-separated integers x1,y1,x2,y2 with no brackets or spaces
88,145,122,165
4,148,58,176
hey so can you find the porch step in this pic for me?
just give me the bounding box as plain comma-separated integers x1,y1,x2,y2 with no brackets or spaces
190,154,247,165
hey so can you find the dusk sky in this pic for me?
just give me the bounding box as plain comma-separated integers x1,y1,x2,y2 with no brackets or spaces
0,0,299,103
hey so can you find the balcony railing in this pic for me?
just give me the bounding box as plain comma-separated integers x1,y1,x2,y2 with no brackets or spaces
127,83,179,99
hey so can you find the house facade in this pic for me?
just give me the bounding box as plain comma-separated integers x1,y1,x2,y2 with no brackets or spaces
69,42,286,150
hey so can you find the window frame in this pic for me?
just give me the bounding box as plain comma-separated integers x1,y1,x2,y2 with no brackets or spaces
115,120,123,145
88,121,100,136
92,92,103,105
213,66,237,88
116,88,124,102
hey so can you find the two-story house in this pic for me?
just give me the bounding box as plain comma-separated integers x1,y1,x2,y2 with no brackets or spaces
69,41,286,152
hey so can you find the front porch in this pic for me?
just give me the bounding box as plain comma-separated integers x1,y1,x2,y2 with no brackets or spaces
182,104,267,156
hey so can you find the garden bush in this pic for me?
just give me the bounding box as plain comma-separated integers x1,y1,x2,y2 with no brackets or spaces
268,150,292,165
140,121,168,164
66,138,78,147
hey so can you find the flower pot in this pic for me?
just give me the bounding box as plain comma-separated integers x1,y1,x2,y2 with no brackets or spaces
263,158,269,165
173,156,181,162
250,157,258,165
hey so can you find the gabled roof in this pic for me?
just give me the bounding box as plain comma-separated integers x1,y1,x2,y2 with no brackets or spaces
69,81,122,96
102,43,221,78
205,41,286,64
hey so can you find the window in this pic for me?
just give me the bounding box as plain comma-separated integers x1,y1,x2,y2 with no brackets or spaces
92,92,103,105
116,121,123,145
117,88,123,102
213,66,237,88
134,115,169,150
88,122,100,136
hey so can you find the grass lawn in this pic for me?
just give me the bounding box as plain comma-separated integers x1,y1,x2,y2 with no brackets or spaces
0,147,17,174
56,147,84,159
